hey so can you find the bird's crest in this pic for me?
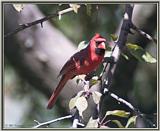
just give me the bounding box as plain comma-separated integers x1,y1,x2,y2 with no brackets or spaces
93,33,106,42
94,33,102,38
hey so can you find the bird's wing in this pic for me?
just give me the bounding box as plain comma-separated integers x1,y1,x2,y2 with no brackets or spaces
58,49,87,77
58,57,76,77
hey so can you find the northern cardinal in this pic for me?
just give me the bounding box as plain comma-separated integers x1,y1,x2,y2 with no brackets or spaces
47,33,106,109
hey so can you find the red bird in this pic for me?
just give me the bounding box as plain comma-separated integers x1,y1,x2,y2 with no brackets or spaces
47,33,106,109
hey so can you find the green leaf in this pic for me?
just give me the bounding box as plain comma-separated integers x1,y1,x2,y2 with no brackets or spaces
89,76,99,87
112,120,124,128
69,91,84,110
92,91,102,104
126,43,157,63
75,96,88,116
77,41,87,51
105,110,130,118
86,117,98,128
110,34,118,41
125,116,137,128
13,4,25,12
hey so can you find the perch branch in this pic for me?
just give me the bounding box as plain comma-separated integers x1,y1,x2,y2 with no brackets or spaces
101,4,134,93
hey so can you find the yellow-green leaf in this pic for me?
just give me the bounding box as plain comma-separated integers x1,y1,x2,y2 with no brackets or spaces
86,117,98,128
92,91,102,104
75,96,88,116
110,34,118,41
89,76,99,87
125,116,137,128
105,110,130,118
13,4,25,12
126,43,156,63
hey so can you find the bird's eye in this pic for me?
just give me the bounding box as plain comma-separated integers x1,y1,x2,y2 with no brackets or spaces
95,41,102,46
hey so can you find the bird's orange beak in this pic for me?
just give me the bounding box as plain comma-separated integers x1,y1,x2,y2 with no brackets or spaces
97,42,106,49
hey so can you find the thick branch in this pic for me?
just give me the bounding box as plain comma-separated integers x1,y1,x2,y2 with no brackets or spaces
101,4,134,94
99,3,134,125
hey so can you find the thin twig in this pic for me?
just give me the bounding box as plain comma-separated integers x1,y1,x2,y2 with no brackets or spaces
4,6,80,38
104,88,136,112
132,24,157,44
4,13,57,38
33,115,72,128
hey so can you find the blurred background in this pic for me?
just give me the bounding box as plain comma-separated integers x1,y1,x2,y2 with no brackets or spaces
4,3,157,128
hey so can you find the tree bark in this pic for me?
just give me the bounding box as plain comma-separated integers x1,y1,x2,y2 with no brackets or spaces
4,4,82,108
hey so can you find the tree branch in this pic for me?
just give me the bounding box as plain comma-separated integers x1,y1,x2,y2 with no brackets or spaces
33,115,72,128
99,4,156,128
132,24,157,43
4,5,80,38
101,4,134,95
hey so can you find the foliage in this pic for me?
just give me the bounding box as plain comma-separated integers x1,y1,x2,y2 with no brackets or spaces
125,116,137,128
126,43,156,63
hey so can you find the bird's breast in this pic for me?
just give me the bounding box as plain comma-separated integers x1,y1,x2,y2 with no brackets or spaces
75,55,103,75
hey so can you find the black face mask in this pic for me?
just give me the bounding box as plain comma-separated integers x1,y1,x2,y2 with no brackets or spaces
95,48,105,56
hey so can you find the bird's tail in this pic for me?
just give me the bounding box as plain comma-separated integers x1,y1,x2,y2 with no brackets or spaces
47,75,68,109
